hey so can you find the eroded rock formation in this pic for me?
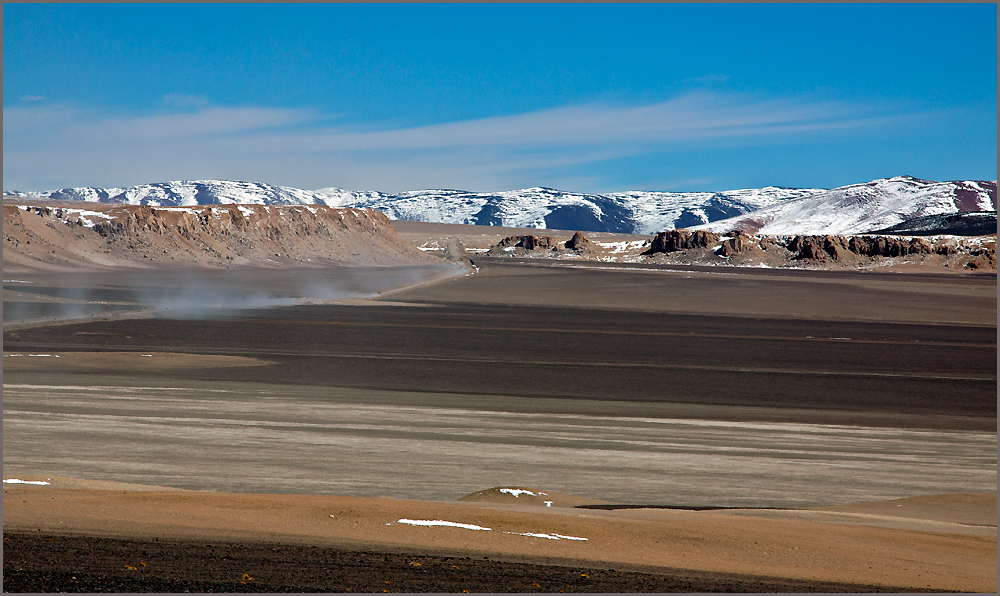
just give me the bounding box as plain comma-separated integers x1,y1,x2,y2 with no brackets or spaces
716,230,754,257
642,230,721,255
3,203,437,271
787,235,933,261
495,235,557,250
565,231,592,252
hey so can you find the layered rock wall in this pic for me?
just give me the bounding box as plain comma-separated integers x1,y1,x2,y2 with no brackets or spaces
3,203,438,271
643,230,721,254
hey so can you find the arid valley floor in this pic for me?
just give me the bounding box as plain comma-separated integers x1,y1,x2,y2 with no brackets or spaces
3,215,997,592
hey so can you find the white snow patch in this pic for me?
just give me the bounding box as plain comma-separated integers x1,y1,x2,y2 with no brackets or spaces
593,240,647,254
499,488,546,497
28,354,59,357
4,479,50,485
397,519,492,531
59,209,112,228
503,531,588,541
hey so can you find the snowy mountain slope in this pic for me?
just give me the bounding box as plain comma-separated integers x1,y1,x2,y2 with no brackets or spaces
316,186,820,234
4,180,339,207
6,176,995,236
693,177,997,236
5,181,819,234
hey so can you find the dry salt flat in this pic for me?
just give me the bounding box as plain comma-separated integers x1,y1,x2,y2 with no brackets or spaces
2,380,994,507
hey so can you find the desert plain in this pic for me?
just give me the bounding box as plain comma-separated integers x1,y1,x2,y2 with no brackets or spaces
3,206,997,592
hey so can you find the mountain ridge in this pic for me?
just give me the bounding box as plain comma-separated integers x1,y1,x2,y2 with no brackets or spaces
5,175,995,236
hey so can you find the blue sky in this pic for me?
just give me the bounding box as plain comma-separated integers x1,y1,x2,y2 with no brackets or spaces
4,3,996,193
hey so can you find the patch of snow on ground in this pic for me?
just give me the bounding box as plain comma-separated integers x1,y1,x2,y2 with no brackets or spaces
417,241,442,251
28,354,59,357
396,519,492,531
499,488,545,497
60,209,111,228
503,531,588,541
593,240,647,254
4,479,51,485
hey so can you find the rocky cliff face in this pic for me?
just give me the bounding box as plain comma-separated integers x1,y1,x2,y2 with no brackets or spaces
643,230,721,254
494,235,557,251
481,224,996,271
3,203,438,272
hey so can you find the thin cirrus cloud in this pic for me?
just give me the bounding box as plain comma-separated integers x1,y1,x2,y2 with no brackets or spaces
288,92,909,152
3,92,925,192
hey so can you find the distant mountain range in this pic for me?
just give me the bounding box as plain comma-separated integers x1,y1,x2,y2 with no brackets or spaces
5,176,995,236
694,177,995,236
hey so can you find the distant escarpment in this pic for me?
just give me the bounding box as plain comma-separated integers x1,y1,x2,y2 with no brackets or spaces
483,227,996,271
3,203,439,272
645,230,996,271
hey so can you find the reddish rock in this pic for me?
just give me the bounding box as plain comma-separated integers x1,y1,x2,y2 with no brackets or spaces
847,236,932,257
565,231,592,251
496,235,556,250
787,235,851,261
643,230,720,254
717,231,754,257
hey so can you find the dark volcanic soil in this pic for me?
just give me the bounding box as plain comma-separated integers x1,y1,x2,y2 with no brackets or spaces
1,532,935,593
6,290,995,429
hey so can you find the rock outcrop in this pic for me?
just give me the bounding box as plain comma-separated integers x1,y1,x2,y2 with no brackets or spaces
564,231,592,252
637,227,994,270
787,235,933,261
642,230,721,255
495,235,557,250
716,230,754,257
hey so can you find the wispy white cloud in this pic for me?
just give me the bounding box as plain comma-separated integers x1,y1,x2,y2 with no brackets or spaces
282,92,905,152
3,92,929,192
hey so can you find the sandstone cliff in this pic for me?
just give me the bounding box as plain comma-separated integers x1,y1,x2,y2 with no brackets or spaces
643,230,721,255
3,203,439,272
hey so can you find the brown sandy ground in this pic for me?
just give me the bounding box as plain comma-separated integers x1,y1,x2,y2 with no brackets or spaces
2,483,995,592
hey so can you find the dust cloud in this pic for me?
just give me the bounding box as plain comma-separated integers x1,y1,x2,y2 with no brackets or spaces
3,262,464,325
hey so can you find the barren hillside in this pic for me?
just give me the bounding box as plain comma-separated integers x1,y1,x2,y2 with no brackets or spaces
3,202,440,273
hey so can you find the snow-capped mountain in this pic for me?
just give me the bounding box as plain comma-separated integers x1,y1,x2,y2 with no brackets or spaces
6,176,995,236
314,186,819,235
4,180,337,207
4,181,819,234
693,176,997,236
